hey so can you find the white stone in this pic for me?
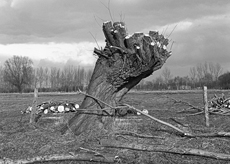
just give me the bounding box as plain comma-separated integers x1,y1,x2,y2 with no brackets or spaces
57,106,65,113
65,107,70,111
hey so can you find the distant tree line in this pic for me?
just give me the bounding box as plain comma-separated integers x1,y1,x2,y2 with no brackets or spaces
1,56,230,93
135,62,230,90
0,56,93,93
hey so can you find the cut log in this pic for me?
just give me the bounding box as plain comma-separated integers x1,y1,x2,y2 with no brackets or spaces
60,21,171,136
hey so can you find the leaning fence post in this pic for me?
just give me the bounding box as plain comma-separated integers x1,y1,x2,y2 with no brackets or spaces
203,86,209,127
30,88,38,125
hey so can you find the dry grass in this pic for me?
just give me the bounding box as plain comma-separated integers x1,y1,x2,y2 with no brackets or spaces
1,90,230,163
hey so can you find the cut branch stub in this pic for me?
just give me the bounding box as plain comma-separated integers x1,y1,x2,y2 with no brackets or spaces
95,21,171,89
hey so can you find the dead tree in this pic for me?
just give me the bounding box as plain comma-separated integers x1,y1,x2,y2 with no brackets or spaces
60,21,171,136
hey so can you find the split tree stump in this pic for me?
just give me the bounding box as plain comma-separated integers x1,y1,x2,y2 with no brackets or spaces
60,21,171,136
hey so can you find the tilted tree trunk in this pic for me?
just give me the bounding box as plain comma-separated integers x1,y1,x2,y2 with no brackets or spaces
60,21,171,136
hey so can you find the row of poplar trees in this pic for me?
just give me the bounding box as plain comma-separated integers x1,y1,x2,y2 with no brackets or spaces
0,56,93,93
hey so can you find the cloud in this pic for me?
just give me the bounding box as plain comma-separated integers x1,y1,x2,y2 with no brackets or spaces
0,0,104,44
161,14,230,74
0,41,105,66
0,0,7,7
0,0,229,44
0,0,230,78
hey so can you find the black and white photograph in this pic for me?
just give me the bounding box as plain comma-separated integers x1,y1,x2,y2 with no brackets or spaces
0,0,230,163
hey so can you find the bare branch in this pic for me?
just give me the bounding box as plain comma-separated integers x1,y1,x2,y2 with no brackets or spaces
93,15,101,28
114,130,164,139
78,89,115,109
124,104,188,136
100,0,114,22
89,31,100,50
102,141,230,161
167,24,178,38
0,153,116,164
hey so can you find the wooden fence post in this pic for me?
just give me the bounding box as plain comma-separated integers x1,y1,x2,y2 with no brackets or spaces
30,88,38,125
203,86,209,127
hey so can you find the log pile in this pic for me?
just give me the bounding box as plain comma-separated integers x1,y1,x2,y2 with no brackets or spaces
21,101,80,115
208,94,230,115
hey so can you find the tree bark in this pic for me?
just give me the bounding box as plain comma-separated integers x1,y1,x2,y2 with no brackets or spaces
60,21,171,136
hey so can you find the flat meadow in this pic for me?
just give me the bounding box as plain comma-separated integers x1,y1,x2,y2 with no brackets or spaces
1,90,230,163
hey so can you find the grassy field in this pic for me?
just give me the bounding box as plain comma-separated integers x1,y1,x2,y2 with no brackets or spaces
1,90,230,163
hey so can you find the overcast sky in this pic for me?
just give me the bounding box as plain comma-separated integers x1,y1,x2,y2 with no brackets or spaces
0,0,230,79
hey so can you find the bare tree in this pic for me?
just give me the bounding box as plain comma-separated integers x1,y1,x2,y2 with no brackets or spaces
36,67,44,89
44,67,50,88
50,67,58,90
73,66,85,90
64,65,75,91
60,71,66,91
3,56,33,93
202,61,209,77
161,67,172,87
155,76,164,88
189,67,197,88
209,62,223,82
196,63,204,82
0,66,4,86
56,68,61,89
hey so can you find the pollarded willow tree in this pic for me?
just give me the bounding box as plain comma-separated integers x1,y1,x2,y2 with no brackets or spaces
61,21,171,136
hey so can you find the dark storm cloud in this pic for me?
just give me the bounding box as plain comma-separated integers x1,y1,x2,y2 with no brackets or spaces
164,14,230,75
0,0,103,43
0,0,230,76
0,0,229,44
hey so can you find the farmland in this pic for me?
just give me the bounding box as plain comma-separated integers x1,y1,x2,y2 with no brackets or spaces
1,90,230,163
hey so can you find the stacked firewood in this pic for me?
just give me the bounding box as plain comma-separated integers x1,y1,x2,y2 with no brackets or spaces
22,101,80,115
209,94,230,115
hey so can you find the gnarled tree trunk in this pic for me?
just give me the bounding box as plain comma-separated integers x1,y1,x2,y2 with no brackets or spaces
60,21,171,136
